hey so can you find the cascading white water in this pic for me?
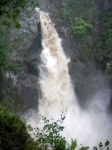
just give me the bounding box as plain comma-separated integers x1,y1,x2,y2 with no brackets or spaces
38,11,78,119
25,10,112,148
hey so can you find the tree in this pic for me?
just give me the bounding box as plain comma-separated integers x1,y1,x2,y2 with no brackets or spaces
0,0,38,28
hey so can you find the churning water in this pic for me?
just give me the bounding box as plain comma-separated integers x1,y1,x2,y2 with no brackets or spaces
25,10,112,148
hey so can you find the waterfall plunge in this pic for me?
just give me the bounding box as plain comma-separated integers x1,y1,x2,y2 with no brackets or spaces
38,11,78,118
25,10,112,148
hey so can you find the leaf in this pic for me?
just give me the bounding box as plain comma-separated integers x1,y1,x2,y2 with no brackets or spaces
105,140,110,147
99,142,103,148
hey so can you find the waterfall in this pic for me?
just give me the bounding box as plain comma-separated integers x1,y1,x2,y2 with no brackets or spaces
38,11,78,118
25,10,112,148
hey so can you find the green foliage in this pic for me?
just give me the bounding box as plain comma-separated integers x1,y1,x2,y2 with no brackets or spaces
80,147,89,150
94,10,112,74
93,140,110,150
105,67,112,76
61,0,94,20
35,114,67,150
0,0,39,28
0,105,31,150
0,27,23,75
61,0,112,76
61,0,94,62
0,26,24,106
27,114,110,150
0,109,110,150
72,18,92,36
68,139,77,150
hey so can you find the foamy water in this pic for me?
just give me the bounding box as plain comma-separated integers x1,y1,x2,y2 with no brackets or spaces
24,10,112,149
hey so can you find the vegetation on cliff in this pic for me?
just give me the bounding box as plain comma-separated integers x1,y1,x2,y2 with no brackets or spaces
0,0,38,28
0,106,110,150
0,0,39,111
0,0,112,149
61,0,112,75
0,105,30,150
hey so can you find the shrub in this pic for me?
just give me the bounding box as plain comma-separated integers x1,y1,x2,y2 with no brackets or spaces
72,18,92,36
0,105,31,150
0,107,110,150
29,114,110,150
34,114,67,150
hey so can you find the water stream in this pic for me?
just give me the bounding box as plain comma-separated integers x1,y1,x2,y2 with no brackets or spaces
25,10,112,148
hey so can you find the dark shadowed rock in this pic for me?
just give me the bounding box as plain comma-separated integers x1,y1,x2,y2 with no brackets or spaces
4,9,42,111
19,18,42,110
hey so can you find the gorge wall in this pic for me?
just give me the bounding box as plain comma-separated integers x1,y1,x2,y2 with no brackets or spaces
2,0,112,112
38,0,112,109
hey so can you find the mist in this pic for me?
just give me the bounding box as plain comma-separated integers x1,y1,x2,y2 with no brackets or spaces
23,10,112,149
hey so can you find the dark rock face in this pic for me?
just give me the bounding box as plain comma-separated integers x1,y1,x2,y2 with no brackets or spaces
26,21,42,76
18,19,42,110
38,0,112,108
3,10,43,111
4,0,112,111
